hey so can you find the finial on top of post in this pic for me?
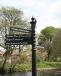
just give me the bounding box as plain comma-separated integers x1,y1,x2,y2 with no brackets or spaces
30,17,37,25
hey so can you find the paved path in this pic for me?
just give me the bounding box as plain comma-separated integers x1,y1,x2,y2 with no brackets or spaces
37,68,61,72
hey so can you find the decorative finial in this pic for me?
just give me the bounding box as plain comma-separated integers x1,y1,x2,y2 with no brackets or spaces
30,17,37,24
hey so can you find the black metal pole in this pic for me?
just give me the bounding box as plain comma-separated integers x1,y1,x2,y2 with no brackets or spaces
30,17,37,76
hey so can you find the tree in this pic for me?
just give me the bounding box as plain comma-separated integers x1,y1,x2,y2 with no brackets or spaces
0,7,28,27
38,26,56,60
0,7,29,46
0,7,30,73
52,29,61,60
38,26,56,45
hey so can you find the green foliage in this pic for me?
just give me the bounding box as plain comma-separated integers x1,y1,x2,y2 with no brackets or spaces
38,34,46,45
38,26,56,45
15,64,31,72
52,29,61,58
36,49,48,62
41,26,56,40
19,53,29,64
1,62,61,73
38,26,57,60
0,64,31,73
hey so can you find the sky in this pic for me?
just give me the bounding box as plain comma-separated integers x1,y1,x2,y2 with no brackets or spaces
0,0,61,33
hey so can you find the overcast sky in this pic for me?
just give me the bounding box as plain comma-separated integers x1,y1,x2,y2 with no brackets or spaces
0,0,61,33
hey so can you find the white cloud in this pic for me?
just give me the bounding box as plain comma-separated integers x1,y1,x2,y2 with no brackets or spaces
48,0,61,19
34,0,48,7
46,0,61,28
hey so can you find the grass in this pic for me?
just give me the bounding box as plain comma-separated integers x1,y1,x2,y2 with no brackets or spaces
37,61,61,68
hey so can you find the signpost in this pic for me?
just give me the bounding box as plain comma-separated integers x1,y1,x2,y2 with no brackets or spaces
30,17,36,76
5,17,37,76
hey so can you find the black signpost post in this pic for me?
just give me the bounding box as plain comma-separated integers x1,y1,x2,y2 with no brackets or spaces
30,17,36,76
5,17,37,76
